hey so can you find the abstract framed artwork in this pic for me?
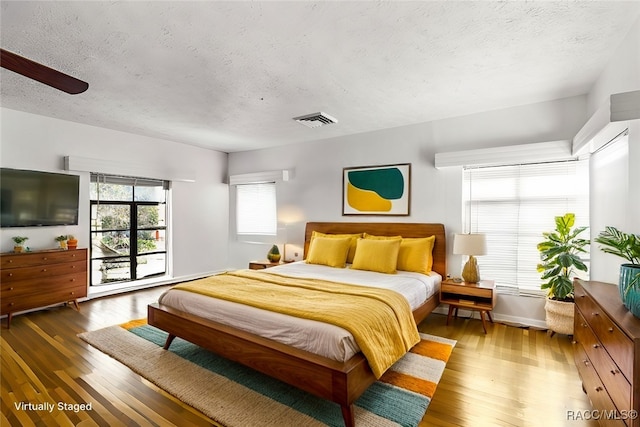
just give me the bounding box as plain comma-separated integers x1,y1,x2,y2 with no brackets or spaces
342,163,411,216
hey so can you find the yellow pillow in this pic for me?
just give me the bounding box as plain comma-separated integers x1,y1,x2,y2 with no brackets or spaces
363,233,402,241
397,236,436,274
306,236,352,268
311,231,362,263
351,238,401,274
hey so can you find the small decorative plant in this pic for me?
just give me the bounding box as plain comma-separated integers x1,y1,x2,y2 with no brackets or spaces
55,235,68,249
594,226,640,296
12,236,29,253
267,244,281,262
537,213,589,301
67,235,78,250
12,236,28,245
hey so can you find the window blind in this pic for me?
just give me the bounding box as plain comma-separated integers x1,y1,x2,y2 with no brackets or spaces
463,160,590,296
236,183,277,236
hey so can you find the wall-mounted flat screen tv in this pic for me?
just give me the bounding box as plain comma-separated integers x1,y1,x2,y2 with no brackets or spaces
0,168,80,228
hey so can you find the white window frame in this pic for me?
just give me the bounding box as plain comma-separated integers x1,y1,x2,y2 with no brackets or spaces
463,160,590,297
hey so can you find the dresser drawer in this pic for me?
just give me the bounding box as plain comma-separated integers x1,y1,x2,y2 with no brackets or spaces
1,285,86,314
574,342,627,427
1,273,87,299
576,284,634,381
575,310,632,412
1,249,87,269
1,260,86,282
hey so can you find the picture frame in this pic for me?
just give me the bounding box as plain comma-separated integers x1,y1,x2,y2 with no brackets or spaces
342,163,411,216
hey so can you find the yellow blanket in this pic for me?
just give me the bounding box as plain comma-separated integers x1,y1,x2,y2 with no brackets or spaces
172,269,420,378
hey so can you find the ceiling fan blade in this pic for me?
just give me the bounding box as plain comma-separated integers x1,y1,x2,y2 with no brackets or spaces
1,48,88,95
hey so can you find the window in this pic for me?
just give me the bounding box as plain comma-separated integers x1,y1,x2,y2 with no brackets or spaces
90,174,169,285
463,160,589,296
236,182,277,236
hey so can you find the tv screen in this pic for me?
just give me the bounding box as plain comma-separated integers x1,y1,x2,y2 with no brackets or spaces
0,168,80,228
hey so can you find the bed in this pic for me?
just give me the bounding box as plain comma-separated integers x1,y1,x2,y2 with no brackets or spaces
148,222,446,427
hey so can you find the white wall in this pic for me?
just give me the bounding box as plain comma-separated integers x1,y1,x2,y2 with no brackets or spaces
228,95,588,327
0,108,229,284
586,16,640,283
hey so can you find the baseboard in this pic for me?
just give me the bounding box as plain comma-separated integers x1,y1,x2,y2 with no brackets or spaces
432,305,548,330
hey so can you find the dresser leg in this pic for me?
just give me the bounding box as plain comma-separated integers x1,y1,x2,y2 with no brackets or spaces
5,313,12,329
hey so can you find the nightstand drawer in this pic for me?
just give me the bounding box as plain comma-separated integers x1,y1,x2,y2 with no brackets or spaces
441,282,493,298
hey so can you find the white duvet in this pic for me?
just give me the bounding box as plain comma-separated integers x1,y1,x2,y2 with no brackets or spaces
158,261,441,362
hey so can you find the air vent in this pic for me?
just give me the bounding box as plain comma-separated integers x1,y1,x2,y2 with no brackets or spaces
293,112,338,128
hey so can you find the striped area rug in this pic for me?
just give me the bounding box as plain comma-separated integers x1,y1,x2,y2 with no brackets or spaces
79,321,455,427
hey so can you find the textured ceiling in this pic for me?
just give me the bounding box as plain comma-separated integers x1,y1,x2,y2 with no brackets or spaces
1,1,639,153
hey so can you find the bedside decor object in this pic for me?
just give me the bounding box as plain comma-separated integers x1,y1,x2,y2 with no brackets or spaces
594,226,640,317
267,244,281,263
453,233,486,283
55,235,68,249
537,213,588,335
11,236,28,253
342,163,410,216
67,235,78,250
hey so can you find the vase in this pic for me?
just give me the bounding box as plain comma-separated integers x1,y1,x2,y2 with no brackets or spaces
544,297,575,335
619,264,640,317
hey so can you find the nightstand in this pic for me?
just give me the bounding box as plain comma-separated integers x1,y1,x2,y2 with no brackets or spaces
248,260,283,270
440,279,496,333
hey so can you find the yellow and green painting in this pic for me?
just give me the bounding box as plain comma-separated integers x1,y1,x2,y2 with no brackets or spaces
343,164,410,215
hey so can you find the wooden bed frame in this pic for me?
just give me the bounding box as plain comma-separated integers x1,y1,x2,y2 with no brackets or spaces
148,222,446,427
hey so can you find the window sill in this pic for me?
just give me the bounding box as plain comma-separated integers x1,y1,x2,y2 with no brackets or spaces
87,275,174,299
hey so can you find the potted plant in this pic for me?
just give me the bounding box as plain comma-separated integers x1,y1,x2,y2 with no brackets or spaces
67,235,78,250
537,213,589,335
55,235,68,250
267,244,281,263
594,226,640,317
12,236,29,253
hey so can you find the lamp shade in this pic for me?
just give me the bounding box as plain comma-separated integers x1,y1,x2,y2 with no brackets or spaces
453,233,487,256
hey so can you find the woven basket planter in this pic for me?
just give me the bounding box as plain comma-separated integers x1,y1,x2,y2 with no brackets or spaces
544,297,574,335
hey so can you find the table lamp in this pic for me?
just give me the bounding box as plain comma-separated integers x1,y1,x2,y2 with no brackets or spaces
453,233,487,283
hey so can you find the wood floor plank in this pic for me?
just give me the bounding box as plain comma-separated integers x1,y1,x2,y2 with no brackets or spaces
1,285,599,426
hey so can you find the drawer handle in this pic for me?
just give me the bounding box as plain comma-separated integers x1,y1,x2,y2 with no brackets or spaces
593,344,600,349
71,265,76,269
9,303,14,306
611,369,620,375
582,323,587,328
595,386,603,392
71,278,76,282
608,327,614,333
70,292,74,295
583,359,590,366
42,257,47,260
42,269,47,272
592,312,599,316
8,273,12,277
8,260,12,263
9,287,14,291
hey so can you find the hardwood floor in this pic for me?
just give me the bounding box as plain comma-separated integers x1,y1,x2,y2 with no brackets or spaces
1,286,598,426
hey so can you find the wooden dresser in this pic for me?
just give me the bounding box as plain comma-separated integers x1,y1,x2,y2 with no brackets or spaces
574,279,640,426
1,248,88,328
